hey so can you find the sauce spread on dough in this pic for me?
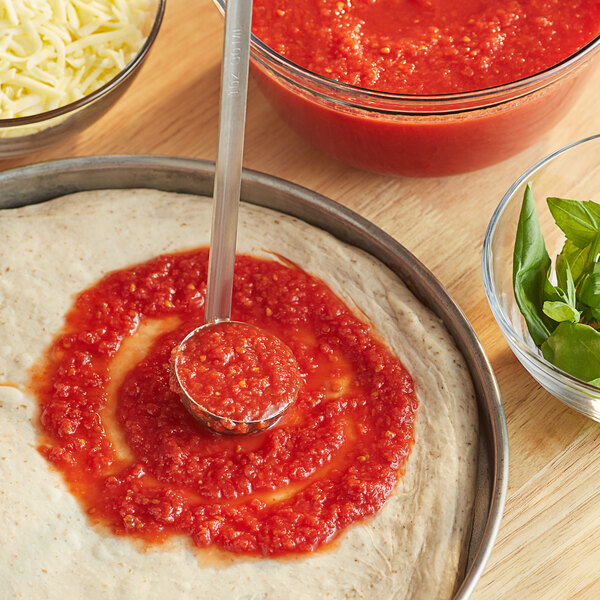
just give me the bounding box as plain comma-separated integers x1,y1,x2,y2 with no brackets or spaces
35,250,418,556
172,321,301,427
253,0,600,94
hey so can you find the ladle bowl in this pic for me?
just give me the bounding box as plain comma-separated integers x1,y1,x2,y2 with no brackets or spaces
171,320,302,435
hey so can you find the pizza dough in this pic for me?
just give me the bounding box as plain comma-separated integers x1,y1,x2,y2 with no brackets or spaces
0,189,478,599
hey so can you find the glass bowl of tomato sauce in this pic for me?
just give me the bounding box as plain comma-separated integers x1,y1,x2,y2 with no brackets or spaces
214,0,600,177
482,134,600,421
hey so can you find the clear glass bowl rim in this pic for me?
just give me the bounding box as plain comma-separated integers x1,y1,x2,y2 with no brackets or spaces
482,133,600,395
214,0,600,112
0,0,166,128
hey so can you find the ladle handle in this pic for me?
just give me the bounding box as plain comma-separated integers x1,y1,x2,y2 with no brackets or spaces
205,0,253,323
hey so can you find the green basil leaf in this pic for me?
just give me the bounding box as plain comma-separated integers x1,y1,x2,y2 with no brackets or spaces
555,253,577,307
543,278,567,304
579,268,600,309
580,306,600,324
542,322,600,382
586,378,600,388
547,197,600,249
556,254,568,293
557,239,597,286
584,200,600,222
542,301,580,323
513,183,553,345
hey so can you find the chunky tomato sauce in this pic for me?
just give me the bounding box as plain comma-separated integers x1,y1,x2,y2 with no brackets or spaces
250,0,600,175
253,0,600,95
35,250,418,555
172,321,301,427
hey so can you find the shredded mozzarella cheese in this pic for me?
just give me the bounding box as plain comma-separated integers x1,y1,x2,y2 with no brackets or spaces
0,0,153,119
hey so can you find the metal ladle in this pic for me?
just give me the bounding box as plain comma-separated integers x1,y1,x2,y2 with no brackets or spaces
171,0,301,435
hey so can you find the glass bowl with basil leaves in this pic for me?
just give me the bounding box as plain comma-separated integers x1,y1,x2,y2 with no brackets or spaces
483,134,600,421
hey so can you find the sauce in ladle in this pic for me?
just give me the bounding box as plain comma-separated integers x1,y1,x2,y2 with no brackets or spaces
171,321,301,434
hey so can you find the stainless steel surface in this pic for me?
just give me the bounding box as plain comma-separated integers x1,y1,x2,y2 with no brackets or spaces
207,0,253,323
0,154,508,599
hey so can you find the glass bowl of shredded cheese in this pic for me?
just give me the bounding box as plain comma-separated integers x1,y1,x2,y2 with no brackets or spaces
0,0,165,156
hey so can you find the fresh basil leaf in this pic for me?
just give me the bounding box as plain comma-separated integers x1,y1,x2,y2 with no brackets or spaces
555,253,577,307
547,197,600,249
579,267,600,309
542,301,580,323
580,306,600,324
584,200,600,222
541,322,600,382
543,278,567,304
587,377,600,387
557,239,597,286
513,183,553,345
556,256,568,295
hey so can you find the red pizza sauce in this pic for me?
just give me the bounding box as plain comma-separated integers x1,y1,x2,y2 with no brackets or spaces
253,0,600,95
171,321,301,429
249,0,600,175
34,250,418,556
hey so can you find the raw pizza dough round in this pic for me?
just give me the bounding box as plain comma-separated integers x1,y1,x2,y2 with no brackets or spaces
0,189,478,600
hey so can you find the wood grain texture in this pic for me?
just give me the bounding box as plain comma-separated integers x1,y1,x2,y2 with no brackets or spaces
3,1,600,597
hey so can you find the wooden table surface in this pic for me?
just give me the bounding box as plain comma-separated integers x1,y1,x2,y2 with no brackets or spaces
5,1,600,598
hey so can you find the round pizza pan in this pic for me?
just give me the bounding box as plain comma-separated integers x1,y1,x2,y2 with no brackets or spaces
0,155,508,599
